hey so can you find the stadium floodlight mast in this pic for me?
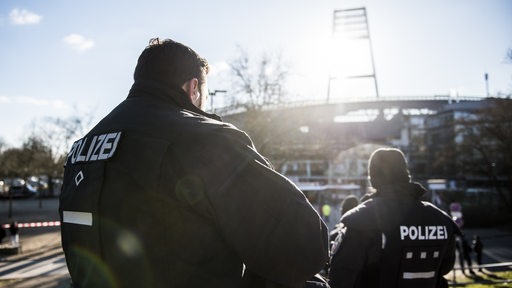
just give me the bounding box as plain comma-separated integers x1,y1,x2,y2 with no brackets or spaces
327,7,380,102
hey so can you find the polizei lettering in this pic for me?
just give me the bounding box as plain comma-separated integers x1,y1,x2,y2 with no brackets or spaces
66,132,122,165
400,225,448,241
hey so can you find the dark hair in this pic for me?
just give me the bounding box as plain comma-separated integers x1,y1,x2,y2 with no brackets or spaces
341,195,359,215
133,38,209,88
368,148,410,189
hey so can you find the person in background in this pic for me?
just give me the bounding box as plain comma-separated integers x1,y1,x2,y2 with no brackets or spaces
329,148,459,288
449,199,464,229
322,203,332,223
472,234,484,272
341,196,360,216
59,38,328,288
456,234,475,275
329,195,360,249
9,221,19,247
0,225,6,244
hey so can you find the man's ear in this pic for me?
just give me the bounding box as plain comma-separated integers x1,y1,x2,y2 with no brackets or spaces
182,78,199,103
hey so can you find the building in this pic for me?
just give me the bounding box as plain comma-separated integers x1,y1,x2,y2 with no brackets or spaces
221,97,512,225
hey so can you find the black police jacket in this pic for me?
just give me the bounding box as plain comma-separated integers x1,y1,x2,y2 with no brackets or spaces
329,183,458,288
59,80,329,288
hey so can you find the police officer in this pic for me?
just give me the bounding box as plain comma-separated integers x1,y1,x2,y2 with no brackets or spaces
329,148,459,288
59,38,328,288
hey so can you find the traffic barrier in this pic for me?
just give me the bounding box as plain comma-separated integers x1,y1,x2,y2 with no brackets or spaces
1,221,61,229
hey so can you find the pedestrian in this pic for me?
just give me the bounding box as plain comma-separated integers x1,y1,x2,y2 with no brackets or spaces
59,38,328,288
341,195,359,216
322,203,332,223
449,199,464,229
328,148,459,288
329,195,360,249
0,225,6,244
9,221,19,247
455,234,475,275
472,234,484,272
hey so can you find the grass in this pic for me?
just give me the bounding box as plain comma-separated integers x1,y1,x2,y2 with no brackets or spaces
448,270,512,287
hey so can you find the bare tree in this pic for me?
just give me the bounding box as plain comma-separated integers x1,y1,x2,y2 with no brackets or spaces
225,47,291,154
0,148,22,178
28,109,94,159
432,49,512,208
0,137,6,153
454,98,512,208
0,108,94,178
0,137,59,178
0,110,95,198
228,47,289,111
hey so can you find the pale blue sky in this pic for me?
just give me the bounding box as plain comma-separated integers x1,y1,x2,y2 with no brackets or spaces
1,0,511,148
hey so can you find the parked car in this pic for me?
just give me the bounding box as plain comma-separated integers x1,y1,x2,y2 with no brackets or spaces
1,178,36,198
0,180,6,197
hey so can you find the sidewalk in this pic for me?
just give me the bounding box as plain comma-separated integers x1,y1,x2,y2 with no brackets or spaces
0,229,71,288
0,229,62,260
0,197,62,260
0,197,71,287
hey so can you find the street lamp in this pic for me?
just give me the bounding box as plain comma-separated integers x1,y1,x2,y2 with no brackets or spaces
208,89,227,112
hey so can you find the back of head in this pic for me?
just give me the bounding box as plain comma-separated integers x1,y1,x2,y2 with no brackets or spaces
368,148,410,190
341,195,359,215
133,38,209,88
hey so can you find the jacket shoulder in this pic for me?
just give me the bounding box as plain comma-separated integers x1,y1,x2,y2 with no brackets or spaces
421,201,454,221
341,199,380,230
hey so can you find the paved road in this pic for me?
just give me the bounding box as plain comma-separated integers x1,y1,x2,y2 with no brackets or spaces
0,196,59,225
456,228,512,270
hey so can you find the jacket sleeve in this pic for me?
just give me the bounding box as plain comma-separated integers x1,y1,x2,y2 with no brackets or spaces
230,157,329,287
178,126,329,287
328,225,370,287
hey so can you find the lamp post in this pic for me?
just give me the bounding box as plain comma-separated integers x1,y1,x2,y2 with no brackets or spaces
484,73,489,97
208,90,227,112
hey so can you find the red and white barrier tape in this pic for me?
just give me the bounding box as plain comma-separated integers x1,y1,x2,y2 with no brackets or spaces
1,221,61,229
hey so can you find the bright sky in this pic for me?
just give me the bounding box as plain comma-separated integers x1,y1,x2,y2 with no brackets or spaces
1,0,511,148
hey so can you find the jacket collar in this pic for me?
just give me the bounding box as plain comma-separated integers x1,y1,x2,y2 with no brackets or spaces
127,79,222,121
373,182,426,199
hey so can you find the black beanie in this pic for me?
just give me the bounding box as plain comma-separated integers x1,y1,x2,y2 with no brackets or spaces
369,148,410,189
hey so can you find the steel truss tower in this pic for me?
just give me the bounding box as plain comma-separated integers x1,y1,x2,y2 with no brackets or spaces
328,7,380,101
